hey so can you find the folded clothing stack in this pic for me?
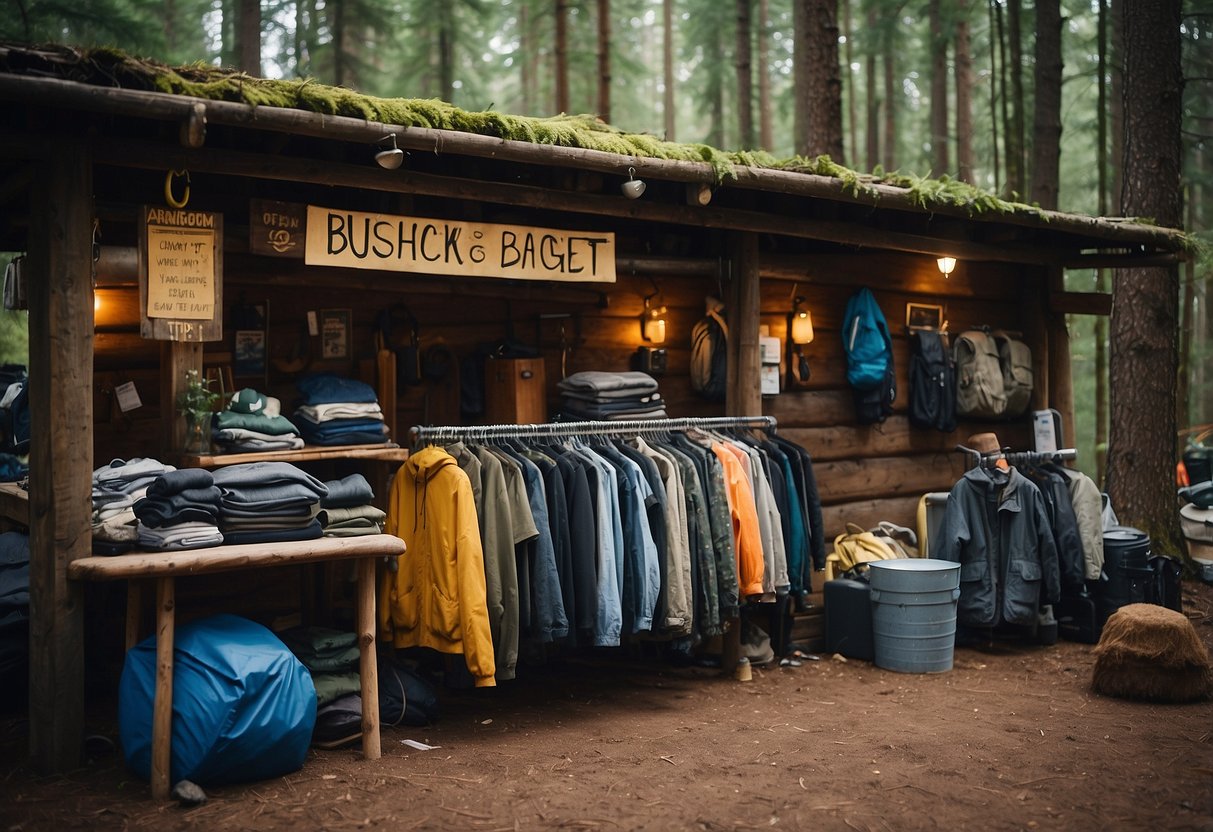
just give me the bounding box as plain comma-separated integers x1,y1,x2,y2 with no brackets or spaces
134,468,224,551
212,388,303,453
294,375,389,446
212,461,329,545
557,371,667,420
319,473,385,538
92,457,176,555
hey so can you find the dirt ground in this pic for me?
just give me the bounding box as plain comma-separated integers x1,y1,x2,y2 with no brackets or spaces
2,583,1212,832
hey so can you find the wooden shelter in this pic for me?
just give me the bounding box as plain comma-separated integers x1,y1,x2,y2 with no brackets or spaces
0,45,1190,778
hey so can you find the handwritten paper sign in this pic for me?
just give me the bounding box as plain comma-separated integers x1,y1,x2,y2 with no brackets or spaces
139,207,223,341
304,205,616,283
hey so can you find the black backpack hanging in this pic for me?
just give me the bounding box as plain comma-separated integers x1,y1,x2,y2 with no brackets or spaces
908,329,957,432
376,303,421,386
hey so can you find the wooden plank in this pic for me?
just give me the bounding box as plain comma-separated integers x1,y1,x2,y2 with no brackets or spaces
813,453,970,503
1045,267,1076,448
0,482,29,526
67,534,406,581
26,141,92,775
819,496,924,542
178,443,407,468
1049,290,1112,316
781,417,1034,463
356,557,381,760
761,253,1024,301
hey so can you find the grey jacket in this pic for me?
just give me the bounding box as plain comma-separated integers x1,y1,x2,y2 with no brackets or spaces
939,466,1060,628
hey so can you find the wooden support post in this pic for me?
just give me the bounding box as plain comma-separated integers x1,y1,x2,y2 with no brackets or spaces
161,341,203,456
26,141,93,774
723,232,763,676
1045,266,1076,448
356,557,381,760
151,576,175,800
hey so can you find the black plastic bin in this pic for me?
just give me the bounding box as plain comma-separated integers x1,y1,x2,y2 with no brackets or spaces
824,578,875,661
1098,526,1153,628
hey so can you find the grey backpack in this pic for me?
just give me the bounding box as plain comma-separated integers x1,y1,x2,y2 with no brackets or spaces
954,330,1007,418
991,331,1033,416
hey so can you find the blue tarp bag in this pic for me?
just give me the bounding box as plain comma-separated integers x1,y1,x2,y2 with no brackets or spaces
119,613,317,786
841,288,892,390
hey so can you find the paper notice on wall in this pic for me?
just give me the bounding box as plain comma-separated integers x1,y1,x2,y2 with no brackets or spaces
114,381,142,412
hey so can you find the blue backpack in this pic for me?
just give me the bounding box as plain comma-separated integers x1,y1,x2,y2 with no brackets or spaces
842,288,892,390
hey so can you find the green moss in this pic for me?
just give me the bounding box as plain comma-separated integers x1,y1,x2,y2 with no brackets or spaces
7,47,1185,244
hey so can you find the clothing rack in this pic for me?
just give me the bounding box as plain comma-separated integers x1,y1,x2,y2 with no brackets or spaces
411,415,777,445
955,444,1077,470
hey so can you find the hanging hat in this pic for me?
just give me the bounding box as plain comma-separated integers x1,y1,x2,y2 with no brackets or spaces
967,432,1002,455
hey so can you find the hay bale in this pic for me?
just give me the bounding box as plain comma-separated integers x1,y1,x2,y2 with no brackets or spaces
1091,603,1213,703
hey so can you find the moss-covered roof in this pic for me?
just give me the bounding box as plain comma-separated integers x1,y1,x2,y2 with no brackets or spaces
0,43,1193,253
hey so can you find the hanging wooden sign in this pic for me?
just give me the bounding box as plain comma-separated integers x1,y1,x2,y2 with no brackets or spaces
249,199,306,258
304,205,616,283
139,206,223,341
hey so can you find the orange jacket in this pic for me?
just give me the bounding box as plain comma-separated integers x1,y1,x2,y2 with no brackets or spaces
379,446,496,687
711,443,765,598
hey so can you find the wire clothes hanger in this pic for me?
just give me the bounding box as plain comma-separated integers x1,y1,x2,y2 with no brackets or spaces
411,415,777,448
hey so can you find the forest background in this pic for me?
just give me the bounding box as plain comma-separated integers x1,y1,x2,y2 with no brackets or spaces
1,0,1209,486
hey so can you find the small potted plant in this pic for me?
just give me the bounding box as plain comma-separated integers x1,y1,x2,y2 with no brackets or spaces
177,369,219,454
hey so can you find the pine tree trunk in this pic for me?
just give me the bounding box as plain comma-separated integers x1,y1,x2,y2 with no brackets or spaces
758,0,773,150
882,30,896,171
865,6,879,170
995,0,1011,195
793,0,810,155
332,0,346,86
929,0,949,175
293,0,307,76
987,0,1000,192
598,0,611,122
1107,0,1185,554
843,0,857,165
1179,166,1196,432
663,0,676,140
1006,0,1025,197
555,0,570,113
709,26,726,149
439,4,455,103
1095,0,1108,484
1111,0,1124,206
798,0,844,160
1029,0,1062,209
736,0,754,148
521,3,533,113
955,0,973,182
237,0,260,75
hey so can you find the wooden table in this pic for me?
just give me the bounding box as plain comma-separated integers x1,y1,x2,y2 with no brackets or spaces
68,534,405,800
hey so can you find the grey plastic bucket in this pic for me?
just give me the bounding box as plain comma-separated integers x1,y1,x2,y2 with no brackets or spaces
869,559,961,673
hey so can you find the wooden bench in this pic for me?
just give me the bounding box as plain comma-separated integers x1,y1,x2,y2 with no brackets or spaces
67,534,405,800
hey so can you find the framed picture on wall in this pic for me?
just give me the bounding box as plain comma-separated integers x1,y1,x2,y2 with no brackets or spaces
906,302,945,331
321,308,352,360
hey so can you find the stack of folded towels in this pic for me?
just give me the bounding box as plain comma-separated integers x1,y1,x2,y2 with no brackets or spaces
294,375,389,447
557,371,667,420
212,388,303,453
92,458,176,555
212,461,329,544
319,473,385,538
133,468,224,551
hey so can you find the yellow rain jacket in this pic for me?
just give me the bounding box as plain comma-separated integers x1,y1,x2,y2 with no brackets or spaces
379,446,496,687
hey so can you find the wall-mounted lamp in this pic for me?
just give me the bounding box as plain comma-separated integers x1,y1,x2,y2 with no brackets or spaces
787,295,814,384
375,134,405,170
621,167,647,199
936,256,957,278
641,294,667,344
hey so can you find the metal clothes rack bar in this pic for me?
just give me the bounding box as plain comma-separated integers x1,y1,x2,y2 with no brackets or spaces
955,444,1078,470
411,415,777,445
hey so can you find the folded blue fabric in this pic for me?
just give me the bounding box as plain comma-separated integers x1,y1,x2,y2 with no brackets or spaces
212,462,328,501
296,374,378,405
221,520,323,546
146,468,214,497
321,474,375,508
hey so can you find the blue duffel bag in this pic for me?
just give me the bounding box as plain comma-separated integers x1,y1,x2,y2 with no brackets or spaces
120,613,316,786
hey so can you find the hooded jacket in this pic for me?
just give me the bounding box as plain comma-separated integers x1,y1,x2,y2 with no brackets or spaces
378,446,496,687
939,465,1060,628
